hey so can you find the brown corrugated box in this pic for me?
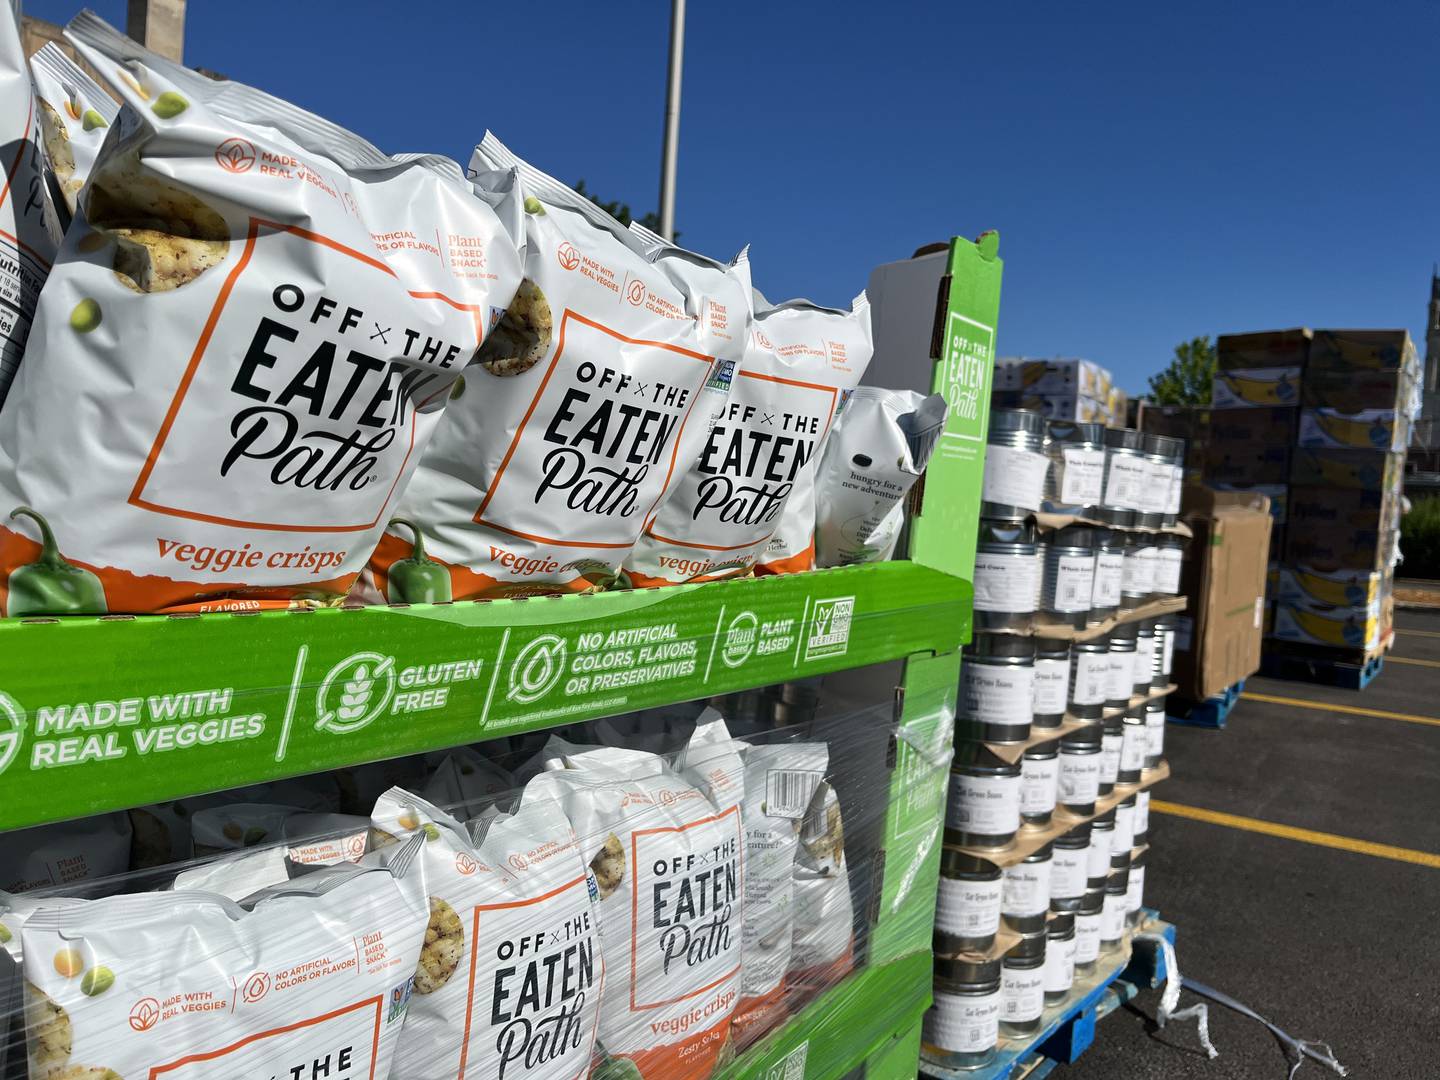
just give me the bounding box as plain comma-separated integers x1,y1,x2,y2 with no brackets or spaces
1171,485,1272,701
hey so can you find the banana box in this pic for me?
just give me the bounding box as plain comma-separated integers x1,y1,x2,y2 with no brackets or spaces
1302,367,1414,412
1289,448,1399,492
1211,367,1302,409
1308,329,1417,374
1011,357,1110,399
1297,408,1405,451
993,357,1024,390
1272,601,1380,651
1217,327,1311,372
1277,566,1382,607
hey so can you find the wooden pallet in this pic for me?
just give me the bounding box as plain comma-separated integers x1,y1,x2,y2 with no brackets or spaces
1260,644,1384,690
920,913,1177,1080
1167,680,1245,729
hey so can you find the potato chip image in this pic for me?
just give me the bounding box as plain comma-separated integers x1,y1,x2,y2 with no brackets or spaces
26,984,72,1069
589,832,625,899
477,278,552,376
413,896,463,995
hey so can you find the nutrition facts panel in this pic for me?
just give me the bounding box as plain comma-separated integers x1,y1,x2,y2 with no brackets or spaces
0,229,45,397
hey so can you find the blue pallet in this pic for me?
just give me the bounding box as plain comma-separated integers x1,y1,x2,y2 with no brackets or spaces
1259,648,1384,690
920,913,1177,1080
1167,680,1246,729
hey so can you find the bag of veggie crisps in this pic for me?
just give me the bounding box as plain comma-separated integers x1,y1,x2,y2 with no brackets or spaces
0,13,524,615
29,42,119,226
364,132,748,601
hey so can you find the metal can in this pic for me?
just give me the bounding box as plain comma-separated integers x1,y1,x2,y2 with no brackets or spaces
1100,427,1146,527
1125,847,1148,925
926,953,1003,1067
1002,842,1054,934
1001,933,1047,1035
1154,533,1186,596
1133,790,1151,845
947,749,1022,849
960,634,1035,744
1156,617,1177,683
1121,532,1158,606
1118,706,1147,784
1101,872,1130,947
1069,639,1109,720
1152,434,1186,526
1090,529,1125,623
1043,911,1078,1004
1098,712,1123,796
1144,698,1167,768
982,409,1049,519
1133,621,1156,695
1074,888,1104,972
1057,729,1102,815
936,849,1004,953
1105,625,1138,709
1114,793,1137,855
1136,434,1171,529
1041,525,1096,629
1087,808,1115,887
1020,743,1059,826
1032,637,1070,728
1043,420,1106,513
975,519,1040,631
1049,823,1091,907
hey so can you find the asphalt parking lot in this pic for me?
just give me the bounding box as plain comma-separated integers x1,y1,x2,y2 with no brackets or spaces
1063,608,1440,1079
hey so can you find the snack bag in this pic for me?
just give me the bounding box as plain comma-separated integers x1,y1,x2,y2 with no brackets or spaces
788,776,855,991
0,6,59,405
0,815,131,893
21,836,430,1080
0,892,83,1080
420,746,515,820
675,713,824,1048
364,132,748,600
0,13,524,615
28,42,118,224
526,743,744,1079
746,296,874,575
170,845,290,899
629,289,872,584
371,787,602,1080
814,388,947,566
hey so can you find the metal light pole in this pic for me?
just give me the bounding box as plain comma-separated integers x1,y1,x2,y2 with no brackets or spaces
658,0,685,242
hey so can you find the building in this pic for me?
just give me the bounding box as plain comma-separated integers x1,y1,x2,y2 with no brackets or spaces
1407,272,1440,483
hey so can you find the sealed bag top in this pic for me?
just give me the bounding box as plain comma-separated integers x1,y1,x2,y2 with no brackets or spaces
0,13,524,615
21,842,430,1080
29,41,119,223
366,132,749,602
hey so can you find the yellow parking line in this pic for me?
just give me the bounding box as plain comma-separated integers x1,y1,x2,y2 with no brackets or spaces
1151,800,1440,869
1384,655,1440,669
1241,691,1440,729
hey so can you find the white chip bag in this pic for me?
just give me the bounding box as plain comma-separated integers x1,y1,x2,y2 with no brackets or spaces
28,42,119,222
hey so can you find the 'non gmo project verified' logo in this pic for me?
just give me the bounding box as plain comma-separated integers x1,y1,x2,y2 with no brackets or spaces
804,597,854,662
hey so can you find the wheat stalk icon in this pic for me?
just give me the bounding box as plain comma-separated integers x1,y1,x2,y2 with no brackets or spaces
317,653,395,733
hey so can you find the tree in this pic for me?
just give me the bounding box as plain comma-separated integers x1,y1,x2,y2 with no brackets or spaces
1148,335,1216,406
572,179,671,238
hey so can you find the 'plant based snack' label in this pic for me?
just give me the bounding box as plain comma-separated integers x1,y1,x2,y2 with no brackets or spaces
365,133,749,601
21,840,430,1080
0,7,59,405
525,744,743,1080
0,14,524,615
628,294,872,585
371,788,602,1080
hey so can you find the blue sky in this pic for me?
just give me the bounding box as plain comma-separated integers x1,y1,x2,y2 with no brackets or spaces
32,1,1440,393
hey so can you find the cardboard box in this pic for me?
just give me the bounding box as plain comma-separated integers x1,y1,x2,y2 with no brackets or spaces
1002,358,1110,399
1213,481,1288,523
1211,367,1302,409
1203,408,1296,484
1172,486,1273,700
1216,328,1311,372
1277,566,1383,607
1297,408,1405,451
1288,448,1400,492
1271,602,1380,651
1307,329,1417,374
1302,367,1415,412
1283,485,1397,571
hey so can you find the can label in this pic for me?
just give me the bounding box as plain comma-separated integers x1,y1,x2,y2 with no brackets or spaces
1060,447,1106,505
1101,891,1127,940
1105,649,1135,703
1122,545,1157,593
983,444,1050,512
1048,552,1096,614
1145,712,1166,758
1166,463,1184,515
1134,635,1156,683
1162,629,1175,675
947,772,1020,835
1043,933,1077,995
1033,657,1070,716
1058,750,1101,804
1134,791,1151,835
925,989,1000,1054
1100,731,1123,784
1049,847,1089,901
1071,651,1109,706
1087,830,1112,879
1138,458,1171,513
936,875,1002,937
1019,753,1059,814
1092,551,1124,607
1074,912,1102,963
1103,453,1147,509
1156,546,1184,594
1113,804,1135,853
974,550,1040,613
1002,860,1052,918
961,662,1035,725
1002,968,1045,1023
1120,723,1147,772
1126,865,1147,914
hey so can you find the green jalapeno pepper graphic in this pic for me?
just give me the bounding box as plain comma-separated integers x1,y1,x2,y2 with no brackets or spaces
386,518,451,604
7,507,108,617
